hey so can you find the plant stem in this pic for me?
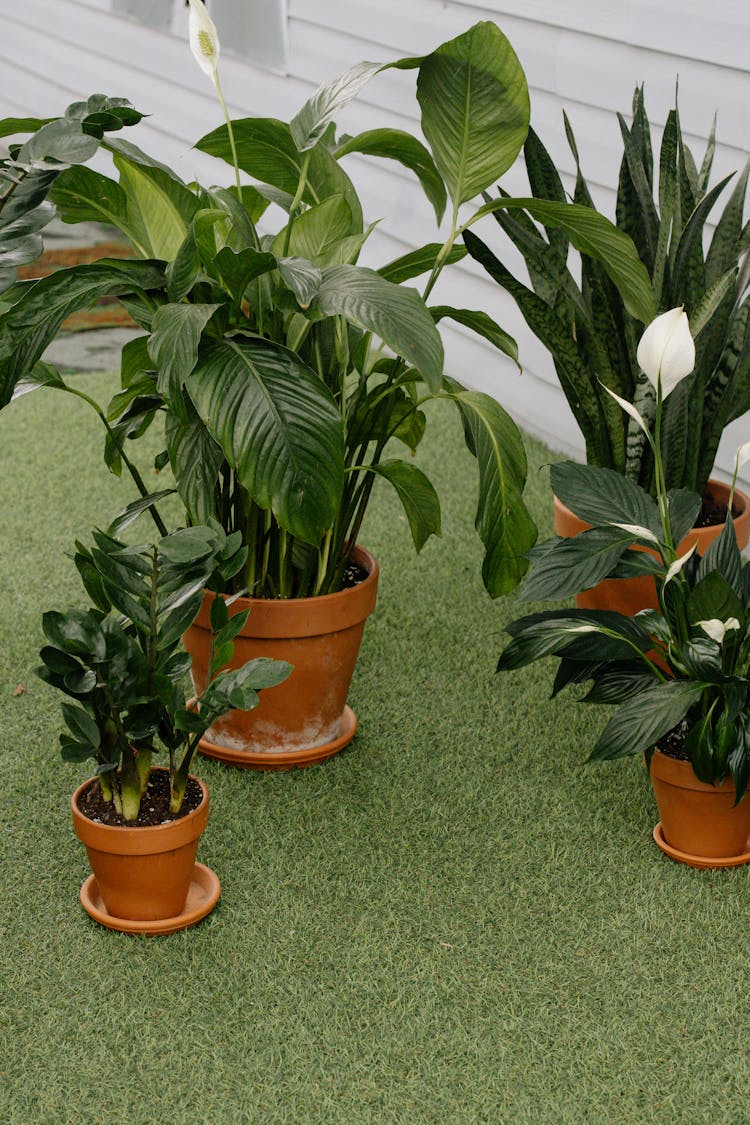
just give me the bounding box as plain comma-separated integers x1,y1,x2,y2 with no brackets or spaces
282,150,312,256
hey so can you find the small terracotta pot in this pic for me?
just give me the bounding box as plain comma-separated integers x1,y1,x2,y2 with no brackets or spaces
183,545,379,767
650,750,750,862
553,479,750,615
71,771,210,921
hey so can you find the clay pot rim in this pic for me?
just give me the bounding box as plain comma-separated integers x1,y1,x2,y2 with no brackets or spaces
649,748,736,794
71,768,209,842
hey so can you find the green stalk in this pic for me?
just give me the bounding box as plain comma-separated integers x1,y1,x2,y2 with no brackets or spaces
282,150,312,257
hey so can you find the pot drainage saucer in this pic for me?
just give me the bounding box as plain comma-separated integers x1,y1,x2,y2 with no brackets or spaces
198,705,357,770
80,862,221,934
653,823,750,869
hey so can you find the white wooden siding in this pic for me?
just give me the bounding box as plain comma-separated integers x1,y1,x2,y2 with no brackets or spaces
2,0,749,477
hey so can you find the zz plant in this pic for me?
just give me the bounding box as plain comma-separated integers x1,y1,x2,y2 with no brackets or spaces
38,522,290,820
0,18,653,600
464,86,749,497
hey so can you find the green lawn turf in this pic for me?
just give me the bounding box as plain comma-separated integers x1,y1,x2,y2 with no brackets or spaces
2,374,749,1124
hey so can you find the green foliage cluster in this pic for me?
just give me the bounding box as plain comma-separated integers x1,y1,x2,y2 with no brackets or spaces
500,459,750,800
38,523,290,820
0,23,653,601
465,87,749,496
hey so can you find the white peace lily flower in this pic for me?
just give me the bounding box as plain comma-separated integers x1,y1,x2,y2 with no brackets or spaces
188,0,220,78
663,543,696,585
600,383,650,437
734,441,750,473
563,624,599,634
636,307,695,398
612,522,660,544
698,617,741,644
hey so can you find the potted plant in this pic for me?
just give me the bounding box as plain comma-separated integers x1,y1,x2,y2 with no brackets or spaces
0,13,653,765
39,520,290,932
498,309,750,867
464,86,750,613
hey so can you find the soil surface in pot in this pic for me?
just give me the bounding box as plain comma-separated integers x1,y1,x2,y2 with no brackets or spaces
76,773,203,828
696,490,740,528
340,560,369,590
655,722,691,761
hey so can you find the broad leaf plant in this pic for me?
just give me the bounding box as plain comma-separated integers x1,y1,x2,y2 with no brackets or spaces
0,20,653,599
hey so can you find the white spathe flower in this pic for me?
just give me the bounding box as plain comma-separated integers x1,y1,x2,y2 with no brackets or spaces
735,441,750,473
612,522,660,544
188,0,220,78
663,543,696,585
636,307,695,398
600,383,650,437
698,617,741,644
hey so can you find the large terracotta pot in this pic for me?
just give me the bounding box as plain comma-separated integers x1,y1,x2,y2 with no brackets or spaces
72,771,214,924
650,750,750,867
554,479,750,615
183,545,379,769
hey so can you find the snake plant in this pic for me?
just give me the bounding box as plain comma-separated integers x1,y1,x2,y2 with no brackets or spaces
465,86,749,498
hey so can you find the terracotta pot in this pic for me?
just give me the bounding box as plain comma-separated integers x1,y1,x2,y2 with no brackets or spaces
553,479,750,615
72,771,211,922
650,750,750,864
183,545,379,768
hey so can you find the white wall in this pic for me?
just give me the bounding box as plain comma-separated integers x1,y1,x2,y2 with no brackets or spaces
2,0,749,476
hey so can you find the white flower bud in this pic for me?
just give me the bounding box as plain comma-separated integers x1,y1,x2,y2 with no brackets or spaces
698,617,741,645
636,307,695,398
735,441,750,472
188,0,220,78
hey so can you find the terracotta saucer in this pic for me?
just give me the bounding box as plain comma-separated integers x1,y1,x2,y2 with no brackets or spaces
198,705,358,770
653,823,750,870
80,862,221,934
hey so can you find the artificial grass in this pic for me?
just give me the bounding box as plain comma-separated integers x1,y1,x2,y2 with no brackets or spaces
2,374,749,1123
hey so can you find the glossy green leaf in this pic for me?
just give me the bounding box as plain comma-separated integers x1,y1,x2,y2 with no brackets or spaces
336,128,447,222
61,703,100,748
313,265,443,390
448,387,537,596
520,526,638,603
367,459,441,551
291,62,384,151
273,195,354,263
165,401,223,524
590,682,703,760
417,22,529,208
430,305,518,365
111,143,199,259
378,243,467,284
50,166,136,245
196,118,363,231
186,338,345,543
147,303,220,406
465,197,655,324
277,257,322,308
550,461,662,534
499,609,652,672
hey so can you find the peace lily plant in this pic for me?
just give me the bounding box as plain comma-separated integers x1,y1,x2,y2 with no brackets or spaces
464,85,749,499
499,308,750,802
0,15,653,601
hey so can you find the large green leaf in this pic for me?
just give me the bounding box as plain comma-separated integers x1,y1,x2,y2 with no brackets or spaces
111,143,199,259
185,338,344,543
367,459,441,551
550,461,662,534
50,166,137,246
272,195,354,263
165,402,224,525
0,259,165,408
312,265,443,390
196,118,363,231
465,198,656,324
148,303,220,408
336,128,447,223
430,305,518,365
290,62,384,152
499,609,652,671
447,387,537,596
519,526,639,603
590,681,704,760
416,22,529,208
378,243,467,284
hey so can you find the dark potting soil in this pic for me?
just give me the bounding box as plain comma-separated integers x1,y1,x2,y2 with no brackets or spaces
340,560,369,589
76,772,203,828
654,721,690,762
694,490,740,529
